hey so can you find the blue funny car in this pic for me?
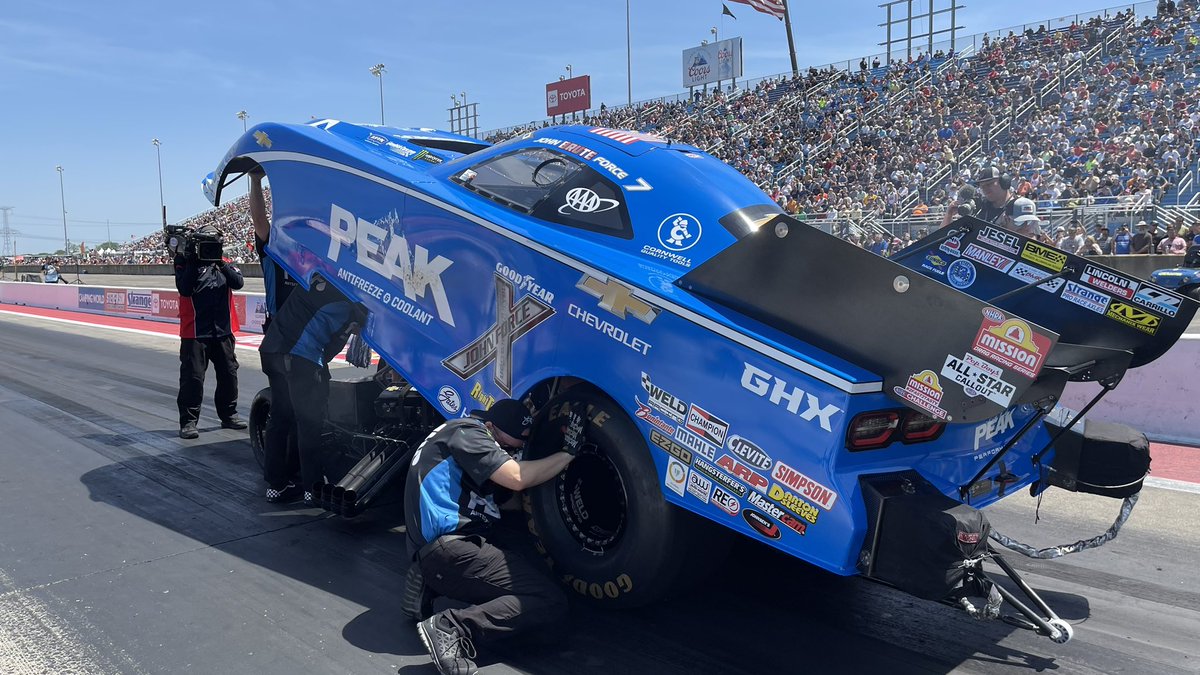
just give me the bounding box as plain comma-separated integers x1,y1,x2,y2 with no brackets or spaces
203,120,1196,644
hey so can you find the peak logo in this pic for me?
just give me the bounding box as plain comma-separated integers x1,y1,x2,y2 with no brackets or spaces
326,203,455,326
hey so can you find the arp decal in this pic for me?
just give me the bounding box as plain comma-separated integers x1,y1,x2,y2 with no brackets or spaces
1008,262,1065,293
665,457,687,497
1082,264,1136,300
674,425,717,461
740,363,842,432
692,458,748,497
685,403,730,447
971,310,1051,379
979,226,1021,254
1132,285,1182,318
443,274,555,396
1106,302,1161,335
892,370,949,420
726,435,772,471
963,243,1015,273
1061,281,1111,314
686,469,713,503
973,409,1015,452
641,372,687,423
327,204,456,326
947,259,977,290
716,455,770,493
711,486,740,516
742,508,781,540
576,274,660,324
770,461,838,510
941,353,1016,407
746,492,807,535
1020,241,1068,273
649,428,693,464
634,397,676,436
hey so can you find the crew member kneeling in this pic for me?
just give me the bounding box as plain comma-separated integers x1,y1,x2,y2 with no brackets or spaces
406,399,575,675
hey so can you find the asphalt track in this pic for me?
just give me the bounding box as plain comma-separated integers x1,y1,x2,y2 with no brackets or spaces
1,307,1199,674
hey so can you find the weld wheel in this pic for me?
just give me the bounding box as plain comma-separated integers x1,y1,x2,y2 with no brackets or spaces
523,386,710,608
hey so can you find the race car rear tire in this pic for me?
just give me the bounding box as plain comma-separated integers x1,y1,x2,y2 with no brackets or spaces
1185,286,1200,302
523,386,716,608
249,387,271,471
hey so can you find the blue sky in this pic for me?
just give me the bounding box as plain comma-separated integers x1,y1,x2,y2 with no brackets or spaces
0,0,1134,251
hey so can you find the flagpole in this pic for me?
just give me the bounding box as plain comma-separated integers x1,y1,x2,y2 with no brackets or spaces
783,0,798,76
626,0,632,106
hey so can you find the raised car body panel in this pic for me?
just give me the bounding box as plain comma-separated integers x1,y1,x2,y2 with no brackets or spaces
206,120,1164,576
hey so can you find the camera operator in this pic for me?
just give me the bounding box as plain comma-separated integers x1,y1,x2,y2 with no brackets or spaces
941,165,1014,228
258,276,366,504
173,226,246,440
941,166,1048,242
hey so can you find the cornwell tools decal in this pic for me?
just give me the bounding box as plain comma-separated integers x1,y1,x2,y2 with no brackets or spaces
442,274,554,396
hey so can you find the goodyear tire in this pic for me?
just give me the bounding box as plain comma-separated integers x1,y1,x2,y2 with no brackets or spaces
249,387,272,470
524,386,717,608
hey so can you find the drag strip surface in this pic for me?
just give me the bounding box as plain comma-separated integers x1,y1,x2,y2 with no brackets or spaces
0,310,1197,674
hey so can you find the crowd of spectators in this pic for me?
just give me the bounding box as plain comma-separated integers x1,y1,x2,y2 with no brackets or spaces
11,2,1198,272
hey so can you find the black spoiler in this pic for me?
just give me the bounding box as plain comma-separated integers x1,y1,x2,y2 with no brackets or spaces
678,215,1196,424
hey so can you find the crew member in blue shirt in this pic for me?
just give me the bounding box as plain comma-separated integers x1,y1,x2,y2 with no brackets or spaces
258,275,364,504
405,399,574,675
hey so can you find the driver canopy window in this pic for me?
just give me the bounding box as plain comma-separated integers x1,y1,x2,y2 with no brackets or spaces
454,146,632,238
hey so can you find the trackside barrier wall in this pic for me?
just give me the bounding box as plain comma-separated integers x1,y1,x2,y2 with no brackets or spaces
3,279,1197,444
1060,338,1200,446
0,281,269,334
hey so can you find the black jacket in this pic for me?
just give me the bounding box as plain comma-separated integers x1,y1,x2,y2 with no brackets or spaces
175,256,244,339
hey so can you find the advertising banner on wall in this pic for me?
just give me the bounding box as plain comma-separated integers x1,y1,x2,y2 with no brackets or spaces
546,75,591,116
153,290,180,320
681,37,743,88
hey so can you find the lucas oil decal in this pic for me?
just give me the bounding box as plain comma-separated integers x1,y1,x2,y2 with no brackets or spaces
971,309,1051,379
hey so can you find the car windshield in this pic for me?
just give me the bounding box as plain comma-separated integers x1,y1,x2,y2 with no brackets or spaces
454,147,580,211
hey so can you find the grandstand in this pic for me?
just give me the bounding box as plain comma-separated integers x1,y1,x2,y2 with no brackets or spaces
114,1,1200,263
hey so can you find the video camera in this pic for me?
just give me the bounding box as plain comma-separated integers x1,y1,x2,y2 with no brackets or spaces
955,185,983,217
164,224,225,263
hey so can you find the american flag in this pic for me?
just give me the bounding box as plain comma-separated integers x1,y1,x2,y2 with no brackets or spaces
726,0,786,20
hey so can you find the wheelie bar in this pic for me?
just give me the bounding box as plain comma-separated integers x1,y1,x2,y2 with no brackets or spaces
983,550,1074,643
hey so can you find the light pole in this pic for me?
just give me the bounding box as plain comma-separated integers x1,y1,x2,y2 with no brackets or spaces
55,166,68,254
565,64,573,79
369,63,387,125
152,138,165,227
237,109,249,133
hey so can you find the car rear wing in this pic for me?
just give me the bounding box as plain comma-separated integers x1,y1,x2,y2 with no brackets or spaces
678,215,1064,424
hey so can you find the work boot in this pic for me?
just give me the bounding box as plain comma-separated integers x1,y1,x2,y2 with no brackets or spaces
401,564,435,621
417,615,477,675
179,422,199,439
221,416,248,430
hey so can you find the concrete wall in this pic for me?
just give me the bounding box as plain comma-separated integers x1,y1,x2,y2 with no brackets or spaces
2,263,265,278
